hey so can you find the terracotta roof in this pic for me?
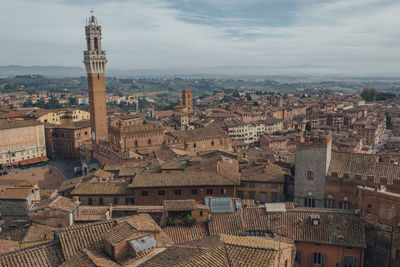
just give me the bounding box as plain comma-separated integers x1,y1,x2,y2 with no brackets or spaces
164,199,197,211
240,163,289,183
0,239,20,255
168,127,227,140
142,235,289,267
71,181,129,196
209,212,245,236
32,196,79,213
22,224,56,242
94,169,113,179
129,171,239,188
0,119,41,130
59,249,121,267
55,220,117,259
210,207,366,248
164,224,209,244
0,187,33,200
118,167,137,177
0,241,64,267
328,151,400,182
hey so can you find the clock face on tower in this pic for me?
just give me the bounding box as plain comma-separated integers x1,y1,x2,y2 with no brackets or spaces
91,131,96,140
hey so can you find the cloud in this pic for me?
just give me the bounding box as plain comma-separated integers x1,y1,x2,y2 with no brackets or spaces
0,0,399,75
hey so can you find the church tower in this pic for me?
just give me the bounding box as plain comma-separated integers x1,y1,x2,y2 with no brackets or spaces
83,12,108,144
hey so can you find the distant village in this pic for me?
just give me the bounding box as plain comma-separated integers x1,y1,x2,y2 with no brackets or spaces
0,14,399,267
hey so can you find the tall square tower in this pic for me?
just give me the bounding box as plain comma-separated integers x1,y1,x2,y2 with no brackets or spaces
83,13,108,144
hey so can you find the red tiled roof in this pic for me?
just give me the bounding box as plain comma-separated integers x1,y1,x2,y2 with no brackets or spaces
0,239,20,255
22,224,56,242
164,224,209,244
55,220,117,260
0,241,64,267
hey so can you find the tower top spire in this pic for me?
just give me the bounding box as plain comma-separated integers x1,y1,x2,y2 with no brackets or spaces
87,9,98,26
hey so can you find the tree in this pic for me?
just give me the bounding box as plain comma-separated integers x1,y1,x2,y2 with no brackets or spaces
360,88,378,101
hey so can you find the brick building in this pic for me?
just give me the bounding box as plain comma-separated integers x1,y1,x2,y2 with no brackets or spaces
0,181,40,219
28,195,80,227
45,120,91,160
165,127,232,154
238,162,290,203
209,205,365,267
357,186,400,267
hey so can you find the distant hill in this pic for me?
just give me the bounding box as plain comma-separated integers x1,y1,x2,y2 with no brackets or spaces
0,65,86,77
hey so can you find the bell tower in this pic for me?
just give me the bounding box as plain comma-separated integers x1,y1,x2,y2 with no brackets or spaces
83,11,108,144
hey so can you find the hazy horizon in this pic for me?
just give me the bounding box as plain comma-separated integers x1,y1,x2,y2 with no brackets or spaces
1,0,400,76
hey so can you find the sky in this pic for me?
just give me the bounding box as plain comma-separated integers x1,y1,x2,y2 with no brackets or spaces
0,0,400,76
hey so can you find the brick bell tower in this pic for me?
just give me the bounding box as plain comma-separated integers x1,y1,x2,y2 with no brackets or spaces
83,12,108,144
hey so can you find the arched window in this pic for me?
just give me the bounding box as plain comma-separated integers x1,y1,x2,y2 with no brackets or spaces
94,38,98,50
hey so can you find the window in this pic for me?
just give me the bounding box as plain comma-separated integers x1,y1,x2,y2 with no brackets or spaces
125,197,134,205
220,189,226,195
307,171,314,180
260,183,266,189
343,256,357,267
135,140,138,147
113,198,118,205
237,191,244,199
367,204,372,214
193,143,197,148
249,191,255,199
88,198,93,205
324,199,335,209
158,190,165,196
271,192,278,203
191,189,198,195
340,201,351,210
310,252,325,265
206,189,213,195
271,184,278,190
148,139,151,145
240,183,246,187
141,190,148,196
312,219,320,226
211,140,214,146
295,251,302,264
249,183,255,188
304,197,315,207
200,211,203,216
174,190,181,195
99,198,104,205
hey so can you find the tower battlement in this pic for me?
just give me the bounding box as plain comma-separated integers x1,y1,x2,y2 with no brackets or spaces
295,131,332,146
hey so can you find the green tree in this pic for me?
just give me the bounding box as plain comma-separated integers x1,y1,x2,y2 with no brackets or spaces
360,88,378,101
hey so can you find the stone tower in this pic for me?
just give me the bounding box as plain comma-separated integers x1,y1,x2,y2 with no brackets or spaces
83,13,108,144
181,89,193,112
294,131,332,208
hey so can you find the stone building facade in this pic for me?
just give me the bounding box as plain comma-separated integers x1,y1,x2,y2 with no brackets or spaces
294,131,332,208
